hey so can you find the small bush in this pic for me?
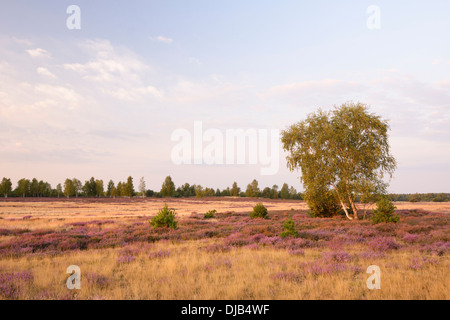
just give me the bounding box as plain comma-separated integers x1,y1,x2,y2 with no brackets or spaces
280,216,299,238
305,189,341,218
150,204,178,229
250,203,268,219
372,198,399,224
204,209,216,219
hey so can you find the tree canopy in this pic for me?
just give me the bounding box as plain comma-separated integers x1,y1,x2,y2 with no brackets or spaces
281,102,396,220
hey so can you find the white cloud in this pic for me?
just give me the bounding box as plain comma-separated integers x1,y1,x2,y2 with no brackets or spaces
63,39,161,102
267,79,363,96
12,37,33,46
34,84,81,109
188,57,202,65
36,67,56,79
26,48,51,58
149,35,173,44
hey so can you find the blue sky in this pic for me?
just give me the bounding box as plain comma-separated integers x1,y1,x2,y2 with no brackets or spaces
0,1,449,193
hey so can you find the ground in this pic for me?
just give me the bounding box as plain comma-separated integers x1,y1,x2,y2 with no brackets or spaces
0,197,448,300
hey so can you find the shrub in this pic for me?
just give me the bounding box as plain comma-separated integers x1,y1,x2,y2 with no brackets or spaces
204,209,216,219
280,216,299,238
372,198,399,224
408,194,421,203
250,203,268,219
305,188,341,218
149,204,178,229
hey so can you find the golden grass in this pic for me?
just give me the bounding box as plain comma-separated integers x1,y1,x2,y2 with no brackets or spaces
1,240,448,300
0,199,448,300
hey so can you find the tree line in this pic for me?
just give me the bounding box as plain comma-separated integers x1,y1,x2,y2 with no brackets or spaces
389,193,450,203
0,176,302,200
0,176,447,202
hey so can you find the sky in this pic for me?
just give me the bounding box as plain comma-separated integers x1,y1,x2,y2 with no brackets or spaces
0,0,449,193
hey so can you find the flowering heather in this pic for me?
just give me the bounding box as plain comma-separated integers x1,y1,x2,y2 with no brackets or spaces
271,271,303,283
214,257,232,268
117,254,136,264
408,256,439,270
277,238,311,250
322,251,353,263
287,248,305,256
259,236,282,246
69,220,115,227
85,272,111,289
0,271,33,300
301,260,349,276
224,232,250,247
116,246,140,264
204,257,232,272
420,241,450,256
368,237,400,252
359,251,385,259
148,249,171,259
402,233,419,243
0,203,448,266
204,243,232,253
0,228,30,236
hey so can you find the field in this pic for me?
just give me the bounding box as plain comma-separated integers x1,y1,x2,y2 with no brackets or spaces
0,197,449,300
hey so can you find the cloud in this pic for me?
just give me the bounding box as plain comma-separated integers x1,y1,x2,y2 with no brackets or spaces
188,57,202,65
149,35,173,44
267,79,364,96
26,48,51,58
12,37,33,46
36,67,56,79
63,39,162,102
34,84,81,110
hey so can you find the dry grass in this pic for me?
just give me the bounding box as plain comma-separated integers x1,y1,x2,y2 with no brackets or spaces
1,241,448,300
0,198,448,300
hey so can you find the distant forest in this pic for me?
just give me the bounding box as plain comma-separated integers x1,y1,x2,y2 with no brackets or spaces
0,176,448,202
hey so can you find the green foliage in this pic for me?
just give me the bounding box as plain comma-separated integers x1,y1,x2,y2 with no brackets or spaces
372,198,399,224
150,204,178,229
194,185,215,198
204,209,216,219
304,188,341,218
280,216,299,238
125,176,134,197
160,176,175,197
0,177,12,197
408,193,421,203
245,179,260,198
281,102,397,220
63,178,75,198
280,183,290,199
230,182,240,197
250,203,268,219
271,185,279,199
432,194,448,202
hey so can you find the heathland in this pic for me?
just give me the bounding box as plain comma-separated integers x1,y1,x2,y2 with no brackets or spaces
0,197,448,300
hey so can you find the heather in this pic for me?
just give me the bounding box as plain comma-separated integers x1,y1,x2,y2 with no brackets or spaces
0,198,448,299
0,207,448,258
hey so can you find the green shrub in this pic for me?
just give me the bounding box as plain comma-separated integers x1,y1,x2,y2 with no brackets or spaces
372,198,399,224
250,203,268,219
305,189,341,218
150,204,178,229
280,216,299,238
204,209,216,219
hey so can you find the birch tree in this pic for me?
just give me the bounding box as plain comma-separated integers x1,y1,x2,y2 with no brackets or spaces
281,102,396,220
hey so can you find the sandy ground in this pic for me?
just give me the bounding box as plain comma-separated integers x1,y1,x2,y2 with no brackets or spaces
0,197,307,220
0,197,448,221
